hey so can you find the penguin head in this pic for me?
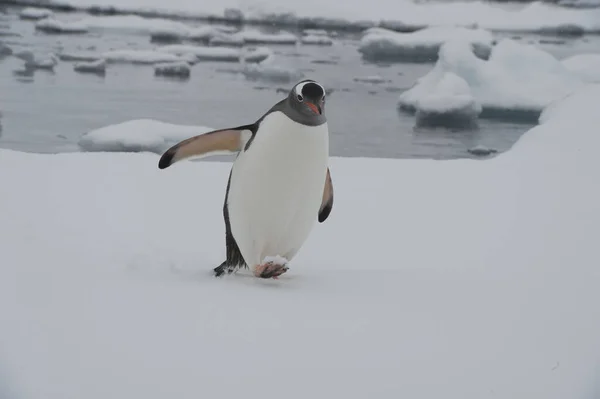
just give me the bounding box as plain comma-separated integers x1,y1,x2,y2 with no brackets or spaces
284,79,327,126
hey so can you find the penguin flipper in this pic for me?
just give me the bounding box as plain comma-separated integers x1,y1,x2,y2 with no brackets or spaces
318,167,333,223
158,125,255,169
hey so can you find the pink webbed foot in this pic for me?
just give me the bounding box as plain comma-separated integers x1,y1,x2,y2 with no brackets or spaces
254,259,289,279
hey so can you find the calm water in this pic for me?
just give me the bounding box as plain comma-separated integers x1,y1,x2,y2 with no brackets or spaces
0,5,597,160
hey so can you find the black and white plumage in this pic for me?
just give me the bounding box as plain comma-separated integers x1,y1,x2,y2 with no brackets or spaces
158,79,333,279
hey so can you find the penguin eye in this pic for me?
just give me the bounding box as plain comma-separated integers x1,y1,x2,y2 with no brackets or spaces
297,94,304,102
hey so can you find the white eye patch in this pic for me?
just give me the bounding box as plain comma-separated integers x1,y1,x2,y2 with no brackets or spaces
294,81,325,99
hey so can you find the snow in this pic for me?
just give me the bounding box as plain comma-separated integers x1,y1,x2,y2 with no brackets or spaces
73,59,107,74
358,26,494,63
18,7,53,20
1,83,600,399
11,0,600,33
561,53,600,83
34,18,89,34
399,38,585,121
78,119,213,153
159,44,271,63
414,72,481,127
154,61,191,78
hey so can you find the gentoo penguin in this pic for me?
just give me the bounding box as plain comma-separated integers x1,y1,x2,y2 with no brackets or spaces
158,79,333,279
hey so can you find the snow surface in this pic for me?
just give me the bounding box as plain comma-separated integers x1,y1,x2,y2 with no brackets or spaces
78,119,213,153
399,38,585,121
1,83,600,399
154,61,191,78
159,45,271,63
415,72,481,127
561,54,600,83
18,7,54,20
358,26,494,62
11,0,600,33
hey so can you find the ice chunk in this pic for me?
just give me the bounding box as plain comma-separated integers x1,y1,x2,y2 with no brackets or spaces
358,26,493,63
58,52,100,62
208,30,298,46
301,34,333,46
414,72,481,128
467,145,498,156
19,7,54,20
74,59,106,75
35,18,89,34
159,45,271,63
150,25,233,43
353,75,389,84
154,61,191,78
101,50,191,64
561,53,600,83
14,50,58,70
78,119,213,153
242,62,304,83
399,39,584,122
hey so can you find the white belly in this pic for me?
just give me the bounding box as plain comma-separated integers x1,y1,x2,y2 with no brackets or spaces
227,111,329,269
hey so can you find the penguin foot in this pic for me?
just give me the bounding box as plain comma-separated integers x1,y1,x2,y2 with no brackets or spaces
254,261,289,279
214,261,239,277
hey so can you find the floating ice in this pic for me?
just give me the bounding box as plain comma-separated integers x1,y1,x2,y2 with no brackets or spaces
399,39,584,122
301,34,333,46
467,145,498,156
414,72,481,128
78,119,213,153
19,7,54,20
358,26,494,63
159,45,271,63
58,52,100,62
209,30,299,46
35,18,89,34
154,61,191,78
14,50,58,70
150,25,235,43
74,59,107,75
101,50,193,65
353,75,389,84
241,62,304,83
561,53,600,83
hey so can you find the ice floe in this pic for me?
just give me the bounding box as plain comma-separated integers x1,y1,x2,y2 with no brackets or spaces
19,7,54,20
74,59,107,75
561,53,600,83
353,75,389,84
300,34,333,46
154,61,191,78
358,26,494,63
78,119,213,153
209,30,299,46
414,72,481,128
14,50,59,70
399,38,585,122
35,18,89,34
101,50,194,64
159,45,271,63
241,58,304,83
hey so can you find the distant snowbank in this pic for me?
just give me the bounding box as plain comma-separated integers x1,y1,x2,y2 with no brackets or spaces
358,26,494,63
399,38,585,123
11,0,600,33
78,119,213,153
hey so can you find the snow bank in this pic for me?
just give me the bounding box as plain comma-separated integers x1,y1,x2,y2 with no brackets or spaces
19,7,53,20
154,61,191,78
399,39,584,122
359,26,494,63
35,18,89,34
159,45,271,63
414,72,481,128
2,83,600,399
73,59,107,74
561,53,600,83
78,119,213,153
9,0,600,33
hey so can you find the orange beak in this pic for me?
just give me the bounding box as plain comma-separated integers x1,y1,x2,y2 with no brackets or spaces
306,102,321,115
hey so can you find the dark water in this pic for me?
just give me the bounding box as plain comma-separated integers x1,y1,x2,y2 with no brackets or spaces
0,5,595,160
